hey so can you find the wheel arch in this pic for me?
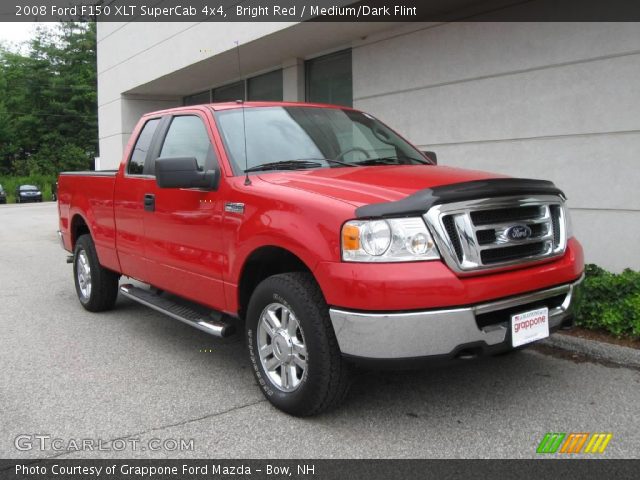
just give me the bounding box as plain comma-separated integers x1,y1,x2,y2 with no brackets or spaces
70,213,91,250
237,245,317,321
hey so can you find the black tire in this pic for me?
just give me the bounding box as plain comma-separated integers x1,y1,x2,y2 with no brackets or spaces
73,234,120,312
246,272,352,416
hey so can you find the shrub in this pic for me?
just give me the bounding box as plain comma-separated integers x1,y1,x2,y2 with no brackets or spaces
575,264,640,339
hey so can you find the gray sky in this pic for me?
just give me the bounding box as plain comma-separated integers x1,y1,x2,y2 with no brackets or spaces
0,22,47,47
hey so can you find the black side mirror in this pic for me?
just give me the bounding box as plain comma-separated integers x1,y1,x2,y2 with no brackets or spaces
155,157,217,190
421,150,437,165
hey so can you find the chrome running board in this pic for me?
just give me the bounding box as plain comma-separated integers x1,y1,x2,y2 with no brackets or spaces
119,284,234,338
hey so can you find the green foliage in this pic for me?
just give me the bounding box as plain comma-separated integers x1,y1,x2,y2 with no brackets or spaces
0,174,57,202
0,23,97,177
575,264,640,339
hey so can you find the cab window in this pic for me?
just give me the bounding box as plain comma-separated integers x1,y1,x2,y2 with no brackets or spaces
159,115,217,170
128,118,160,175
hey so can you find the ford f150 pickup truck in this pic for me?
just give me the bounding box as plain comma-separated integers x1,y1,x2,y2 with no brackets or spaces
58,101,584,416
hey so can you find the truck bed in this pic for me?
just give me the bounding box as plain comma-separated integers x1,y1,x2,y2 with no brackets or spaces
58,171,120,272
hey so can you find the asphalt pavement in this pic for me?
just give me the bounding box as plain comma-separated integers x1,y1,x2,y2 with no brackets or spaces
1,202,638,459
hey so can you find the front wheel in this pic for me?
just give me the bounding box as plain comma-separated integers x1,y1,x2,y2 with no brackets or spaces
73,234,120,312
246,272,352,416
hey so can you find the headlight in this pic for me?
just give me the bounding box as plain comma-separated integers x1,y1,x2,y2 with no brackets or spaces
342,217,440,262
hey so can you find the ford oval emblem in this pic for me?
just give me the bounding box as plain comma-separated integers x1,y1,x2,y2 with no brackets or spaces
506,224,532,241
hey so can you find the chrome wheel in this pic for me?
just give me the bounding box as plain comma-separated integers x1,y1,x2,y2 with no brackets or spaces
76,249,92,300
257,302,308,392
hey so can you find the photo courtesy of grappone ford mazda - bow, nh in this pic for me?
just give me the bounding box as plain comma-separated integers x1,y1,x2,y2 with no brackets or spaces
56,102,584,416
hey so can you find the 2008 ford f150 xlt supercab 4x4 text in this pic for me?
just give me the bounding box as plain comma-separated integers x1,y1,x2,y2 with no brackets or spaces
58,102,584,416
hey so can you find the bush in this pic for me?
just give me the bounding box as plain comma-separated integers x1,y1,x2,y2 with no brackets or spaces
575,264,640,339
0,174,57,202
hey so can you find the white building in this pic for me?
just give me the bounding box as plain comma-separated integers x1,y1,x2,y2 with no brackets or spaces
97,20,640,271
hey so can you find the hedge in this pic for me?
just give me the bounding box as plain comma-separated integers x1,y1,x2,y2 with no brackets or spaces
574,264,640,340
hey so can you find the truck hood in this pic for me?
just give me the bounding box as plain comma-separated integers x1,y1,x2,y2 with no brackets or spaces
257,165,505,207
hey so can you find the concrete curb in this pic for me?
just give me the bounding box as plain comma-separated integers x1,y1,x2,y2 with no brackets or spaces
541,333,640,369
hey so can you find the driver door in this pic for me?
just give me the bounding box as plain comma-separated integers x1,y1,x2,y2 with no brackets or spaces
142,112,226,311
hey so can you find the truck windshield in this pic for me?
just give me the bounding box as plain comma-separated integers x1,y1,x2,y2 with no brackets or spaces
215,106,429,174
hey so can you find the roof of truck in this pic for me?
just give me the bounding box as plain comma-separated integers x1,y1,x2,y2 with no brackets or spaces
146,101,355,117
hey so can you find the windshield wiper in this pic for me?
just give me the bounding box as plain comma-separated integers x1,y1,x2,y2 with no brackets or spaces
244,158,355,173
244,160,323,173
353,155,431,166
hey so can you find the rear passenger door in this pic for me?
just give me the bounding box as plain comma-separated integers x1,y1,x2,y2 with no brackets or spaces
142,112,227,311
113,116,164,283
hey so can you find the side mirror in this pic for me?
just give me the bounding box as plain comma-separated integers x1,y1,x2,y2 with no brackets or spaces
155,157,217,190
421,150,437,165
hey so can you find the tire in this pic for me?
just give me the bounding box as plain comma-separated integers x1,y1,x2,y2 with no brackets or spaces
73,234,120,312
246,272,352,416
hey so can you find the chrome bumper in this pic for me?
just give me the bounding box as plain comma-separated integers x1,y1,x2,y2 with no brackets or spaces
329,276,584,359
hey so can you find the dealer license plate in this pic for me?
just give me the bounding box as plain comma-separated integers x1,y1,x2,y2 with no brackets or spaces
511,307,549,347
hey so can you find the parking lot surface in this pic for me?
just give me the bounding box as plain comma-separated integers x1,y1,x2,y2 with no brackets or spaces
1,203,638,458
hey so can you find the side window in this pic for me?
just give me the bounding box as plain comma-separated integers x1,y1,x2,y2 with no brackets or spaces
159,115,216,170
128,118,160,175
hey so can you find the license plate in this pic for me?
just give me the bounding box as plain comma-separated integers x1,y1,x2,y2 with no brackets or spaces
511,307,549,347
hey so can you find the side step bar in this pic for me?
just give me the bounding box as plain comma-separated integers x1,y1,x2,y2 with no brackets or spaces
119,284,234,338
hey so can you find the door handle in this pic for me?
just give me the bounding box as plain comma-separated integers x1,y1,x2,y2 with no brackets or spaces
144,193,155,212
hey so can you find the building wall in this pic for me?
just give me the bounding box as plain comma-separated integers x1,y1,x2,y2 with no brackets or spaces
97,21,640,271
353,22,640,271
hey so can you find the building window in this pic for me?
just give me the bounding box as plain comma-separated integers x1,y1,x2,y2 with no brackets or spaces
248,69,283,101
212,81,245,102
305,49,352,107
182,68,284,105
184,90,210,106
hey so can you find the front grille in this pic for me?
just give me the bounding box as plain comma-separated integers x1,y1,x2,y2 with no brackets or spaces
442,216,463,261
471,206,542,226
425,195,567,273
480,242,547,264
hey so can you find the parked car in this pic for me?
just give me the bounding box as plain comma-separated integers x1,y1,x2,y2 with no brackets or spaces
16,185,43,203
57,102,584,416
0,184,6,204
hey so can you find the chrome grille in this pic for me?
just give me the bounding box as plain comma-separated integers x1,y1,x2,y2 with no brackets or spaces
424,195,567,274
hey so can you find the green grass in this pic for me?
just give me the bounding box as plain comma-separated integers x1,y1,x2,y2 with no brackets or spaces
0,174,57,203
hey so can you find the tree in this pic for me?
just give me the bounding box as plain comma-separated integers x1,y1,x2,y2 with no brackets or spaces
0,22,97,176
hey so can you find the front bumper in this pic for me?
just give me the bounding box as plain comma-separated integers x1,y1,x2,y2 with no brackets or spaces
329,275,583,360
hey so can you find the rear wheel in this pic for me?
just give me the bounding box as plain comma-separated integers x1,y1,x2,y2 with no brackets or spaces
246,272,352,416
73,234,120,312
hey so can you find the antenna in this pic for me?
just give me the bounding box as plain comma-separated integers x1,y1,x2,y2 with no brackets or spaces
234,40,251,186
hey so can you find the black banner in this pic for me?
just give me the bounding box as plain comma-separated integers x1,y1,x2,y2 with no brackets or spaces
1,459,640,480
3,0,640,22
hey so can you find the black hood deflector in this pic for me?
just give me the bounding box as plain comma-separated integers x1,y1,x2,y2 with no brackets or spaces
355,178,565,219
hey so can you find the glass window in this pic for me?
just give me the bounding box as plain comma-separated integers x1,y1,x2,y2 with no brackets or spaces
247,70,283,101
212,81,245,102
184,90,211,106
128,118,160,175
159,116,215,170
305,50,352,107
216,106,425,174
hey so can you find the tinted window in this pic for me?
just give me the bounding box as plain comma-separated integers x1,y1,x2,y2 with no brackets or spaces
248,70,283,101
184,90,210,106
159,116,215,169
212,82,245,102
128,118,160,175
305,50,352,107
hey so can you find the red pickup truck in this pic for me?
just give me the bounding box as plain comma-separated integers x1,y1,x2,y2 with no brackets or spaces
58,102,584,416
